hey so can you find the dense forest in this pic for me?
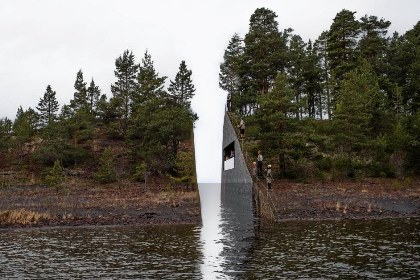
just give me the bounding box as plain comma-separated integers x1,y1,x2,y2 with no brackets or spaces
220,8,419,180
0,50,197,187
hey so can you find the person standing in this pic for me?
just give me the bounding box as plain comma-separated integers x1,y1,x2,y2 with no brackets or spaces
257,150,263,177
252,162,257,177
266,164,273,189
239,118,245,140
227,93,232,112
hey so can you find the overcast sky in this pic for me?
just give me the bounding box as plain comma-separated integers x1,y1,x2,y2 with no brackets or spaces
0,0,418,182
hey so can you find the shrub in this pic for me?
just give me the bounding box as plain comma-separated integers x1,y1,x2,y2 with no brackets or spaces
316,156,333,171
93,147,117,184
45,159,64,189
133,162,148,182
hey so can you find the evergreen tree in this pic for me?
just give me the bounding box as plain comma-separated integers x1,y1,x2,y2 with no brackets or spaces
241,7,287,113
171,150,197,190
36,85,59,127
402,21,420,113
70,70,88,112
219,33,244,111
128,97,197,174
287,34,307,119
405,111,420,174
135,51,167,105
110,50,139,135
383,32,408,111
314,31,333,119
87,79,101,116
333,60,381,155
45,159,64,189
168,60,196,107
384,22,420,115
304,40,323,119
13,106,38,143
257,73,300,177
0,118,12,150
96,94,113,124
8,107,38,165
358,15,391,70
94,147,117,184
327,9,360,109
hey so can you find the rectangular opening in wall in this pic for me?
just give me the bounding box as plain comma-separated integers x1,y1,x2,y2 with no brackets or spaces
223,141,235,171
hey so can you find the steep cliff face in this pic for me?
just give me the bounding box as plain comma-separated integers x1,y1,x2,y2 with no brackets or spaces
221,112,253,209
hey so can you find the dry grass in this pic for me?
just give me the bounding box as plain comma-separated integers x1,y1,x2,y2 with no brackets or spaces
140,190,199,206
0,209,51,225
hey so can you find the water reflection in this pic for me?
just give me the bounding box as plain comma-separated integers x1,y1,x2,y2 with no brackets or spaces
198,183,256,279
0,184,419,279
246,218,420,279
219,182,256,278
198,184,226,279
0,225,201,279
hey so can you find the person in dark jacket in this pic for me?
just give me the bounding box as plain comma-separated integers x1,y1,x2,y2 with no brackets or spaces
227,93,232,112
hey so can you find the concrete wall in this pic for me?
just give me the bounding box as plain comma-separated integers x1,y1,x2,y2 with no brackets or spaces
221,112,253,211
221,113,252,185
221,112,277,224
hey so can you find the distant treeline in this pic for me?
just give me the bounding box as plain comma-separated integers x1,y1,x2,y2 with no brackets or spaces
221,8,419,179
0,50,197,185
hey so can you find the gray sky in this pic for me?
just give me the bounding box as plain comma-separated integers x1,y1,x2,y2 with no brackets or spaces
0,0,418,182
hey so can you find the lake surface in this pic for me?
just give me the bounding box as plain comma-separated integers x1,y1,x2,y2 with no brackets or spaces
0,183,419,279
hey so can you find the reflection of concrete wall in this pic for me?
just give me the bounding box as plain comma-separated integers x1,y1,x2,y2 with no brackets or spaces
221,112,253,213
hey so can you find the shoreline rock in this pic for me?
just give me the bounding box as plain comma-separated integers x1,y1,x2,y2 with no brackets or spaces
0,180,201,229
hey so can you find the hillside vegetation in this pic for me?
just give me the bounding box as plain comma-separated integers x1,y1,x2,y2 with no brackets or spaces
221,8,419,181
0,51,197,189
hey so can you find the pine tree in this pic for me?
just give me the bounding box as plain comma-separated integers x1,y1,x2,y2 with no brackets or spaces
402,21,420,113
219,33,244,109
70,70,88,112
128,97,196,174
135,51,167,105
110,50,139,135
0,117,12,150
36,85,59,127
242,8,287,105
45,159,64,189
287,35,307,119
87,79,101,116
314,31,333,119
94,147,117,184
13,106,38,143
327,9,360,108
333,60,381,154
96,94,113,124
168,60,195,107
258,73,300,177
358,15,391,69
304,40,323,119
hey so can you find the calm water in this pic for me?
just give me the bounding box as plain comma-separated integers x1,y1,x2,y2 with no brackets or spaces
0,184,419,279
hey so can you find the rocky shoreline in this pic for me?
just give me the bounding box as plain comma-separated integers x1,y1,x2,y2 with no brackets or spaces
2,177,419,229
0,179,201,229
271,178,420,221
